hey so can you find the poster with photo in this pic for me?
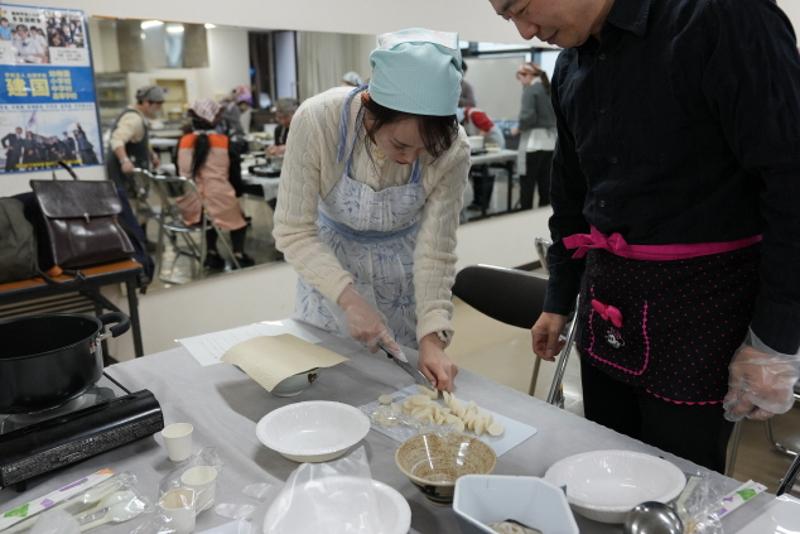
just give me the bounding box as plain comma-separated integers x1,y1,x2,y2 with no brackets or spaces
0,3,100,174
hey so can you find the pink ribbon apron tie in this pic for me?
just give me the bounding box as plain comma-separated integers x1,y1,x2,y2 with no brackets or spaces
591,298,623,328
562,226,762,261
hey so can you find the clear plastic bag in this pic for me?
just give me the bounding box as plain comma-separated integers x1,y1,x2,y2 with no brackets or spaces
132,448,225,534
676,475,766,534
28,511,79,534
0,472,151,534
262,446,382,534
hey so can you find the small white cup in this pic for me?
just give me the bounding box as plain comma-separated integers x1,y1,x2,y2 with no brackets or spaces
161,423,194,462
159,487,196,534
180,465,218,513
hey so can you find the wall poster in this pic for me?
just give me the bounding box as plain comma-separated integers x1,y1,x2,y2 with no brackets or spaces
0,3,102,174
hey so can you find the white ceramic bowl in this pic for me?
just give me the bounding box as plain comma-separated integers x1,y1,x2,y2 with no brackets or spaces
544,450,686,524
255,401,370,462
262,475,411,534
453,475,579,534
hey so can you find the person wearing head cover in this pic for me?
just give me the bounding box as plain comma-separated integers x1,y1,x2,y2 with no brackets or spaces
105,85,165,189
177,99,254,269
273,28,471,391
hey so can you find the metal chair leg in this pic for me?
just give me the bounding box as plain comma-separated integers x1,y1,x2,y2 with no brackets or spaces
528,355,542,397
777,452,800,497
547,295,581,406
213,225,241,270
725,420,743,477
765,393,800,457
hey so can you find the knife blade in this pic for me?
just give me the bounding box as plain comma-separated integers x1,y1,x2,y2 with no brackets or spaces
378,343,438,393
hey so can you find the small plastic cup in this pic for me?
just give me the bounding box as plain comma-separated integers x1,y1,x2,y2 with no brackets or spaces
159,487,196,534
161,423,194,462
180,465,218,513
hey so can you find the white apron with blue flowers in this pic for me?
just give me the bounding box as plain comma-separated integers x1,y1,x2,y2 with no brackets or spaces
294,87,425,348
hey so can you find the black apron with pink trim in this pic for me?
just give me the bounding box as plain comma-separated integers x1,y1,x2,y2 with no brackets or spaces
572,235,761,406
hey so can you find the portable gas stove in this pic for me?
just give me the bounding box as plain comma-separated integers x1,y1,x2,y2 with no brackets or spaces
0,373,163,489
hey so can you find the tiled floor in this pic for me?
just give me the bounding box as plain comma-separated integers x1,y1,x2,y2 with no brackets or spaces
448,297,800,494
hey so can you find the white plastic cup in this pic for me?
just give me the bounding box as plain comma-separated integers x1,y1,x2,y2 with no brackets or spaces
180,465,218,513
161,423,194,462
159,487,196,534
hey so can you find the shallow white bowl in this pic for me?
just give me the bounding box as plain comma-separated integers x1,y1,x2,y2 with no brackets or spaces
256,401,370,462
262,475,411,534
271,370,319,397
453,475,579,534
544,450,685,524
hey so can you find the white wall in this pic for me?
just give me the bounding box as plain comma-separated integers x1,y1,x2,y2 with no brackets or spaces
106,208,553,360
205,26,251,100
466,55,526,121
778,0,800,41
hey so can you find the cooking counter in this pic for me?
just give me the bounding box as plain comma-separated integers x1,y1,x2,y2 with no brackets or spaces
0,325,773,533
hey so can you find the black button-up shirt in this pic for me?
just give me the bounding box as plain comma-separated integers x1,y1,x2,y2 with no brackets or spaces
545,0,800,354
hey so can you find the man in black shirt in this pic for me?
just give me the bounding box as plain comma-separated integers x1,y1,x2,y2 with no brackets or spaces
490,0,800,472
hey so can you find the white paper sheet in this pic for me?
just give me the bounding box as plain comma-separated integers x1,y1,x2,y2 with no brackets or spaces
178,320,321,367
359,385,537,457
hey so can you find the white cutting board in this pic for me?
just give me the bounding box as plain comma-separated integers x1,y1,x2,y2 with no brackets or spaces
359,385,537,457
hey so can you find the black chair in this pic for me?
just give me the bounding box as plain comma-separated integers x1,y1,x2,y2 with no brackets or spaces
452,264,579,402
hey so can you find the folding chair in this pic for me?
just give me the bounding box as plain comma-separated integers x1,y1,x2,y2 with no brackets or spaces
452,263,579,404
766,384,800,456
134,169,240,283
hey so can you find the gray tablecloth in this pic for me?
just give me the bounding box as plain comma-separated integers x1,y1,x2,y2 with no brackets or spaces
0,329,773,533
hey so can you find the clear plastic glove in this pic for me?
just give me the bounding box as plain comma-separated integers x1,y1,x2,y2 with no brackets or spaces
723,332,800,422
337,285,402,356
418,333,458,392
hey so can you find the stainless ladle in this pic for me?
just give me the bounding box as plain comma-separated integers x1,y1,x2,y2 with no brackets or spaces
623,501,684,534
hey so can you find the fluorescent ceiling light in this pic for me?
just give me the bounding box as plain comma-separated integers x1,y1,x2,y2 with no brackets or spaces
204,23,216,29
140,20,164,30
140,32,146,40
166,24,185,34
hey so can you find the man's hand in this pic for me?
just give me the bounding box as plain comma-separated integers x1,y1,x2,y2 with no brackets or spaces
531,312,569,361
120,158,135,175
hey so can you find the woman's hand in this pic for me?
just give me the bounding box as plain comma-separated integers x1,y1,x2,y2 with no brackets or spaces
531,312,568,361
418,333,458,392
337,285,401,355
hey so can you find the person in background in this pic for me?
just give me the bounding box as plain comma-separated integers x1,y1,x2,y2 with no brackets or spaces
267,98,298,157
0,18,12,41
60,131,77,162
74,123,98,165
460,106,506,214
105,85,163,189
459,59,477,108
514,62,556,209
273,28,471,391
233,85,253,133
177,99,254,270
491,0,800,473
342,71,363,87
2,127,24,171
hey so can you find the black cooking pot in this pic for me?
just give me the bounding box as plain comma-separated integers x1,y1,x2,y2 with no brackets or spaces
0,312,130,413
